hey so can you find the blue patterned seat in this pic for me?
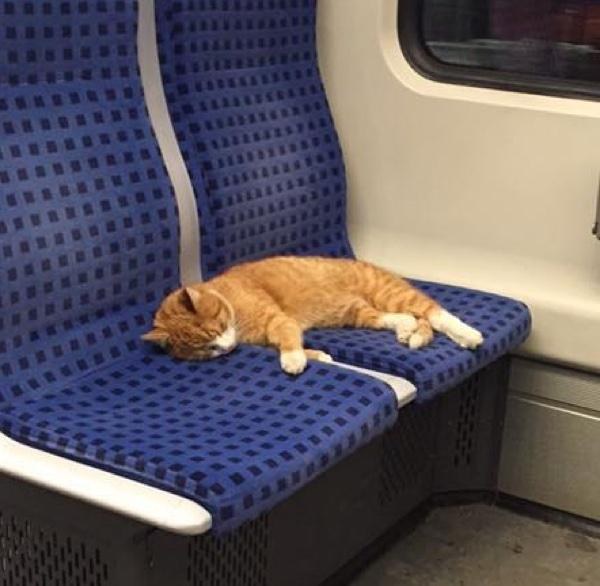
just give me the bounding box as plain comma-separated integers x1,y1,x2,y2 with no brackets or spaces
1,347,394,533
157,0,531,400
0,0,397,533
306,282,530,399
157,0,353,276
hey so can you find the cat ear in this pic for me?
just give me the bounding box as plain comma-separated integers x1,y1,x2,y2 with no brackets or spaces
141,328,170,348
181,287,204,314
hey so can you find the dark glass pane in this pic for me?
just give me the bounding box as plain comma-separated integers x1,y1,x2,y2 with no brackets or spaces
423,0,600,83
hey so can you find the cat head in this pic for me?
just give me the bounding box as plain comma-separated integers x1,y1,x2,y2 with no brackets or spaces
142,286,237,361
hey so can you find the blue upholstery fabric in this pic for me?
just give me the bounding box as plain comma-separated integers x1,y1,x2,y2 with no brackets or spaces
0,0,397,533
306,281,531,401
0,0,179,401
0,346,396,533
156,0,532,397
157,0,353,278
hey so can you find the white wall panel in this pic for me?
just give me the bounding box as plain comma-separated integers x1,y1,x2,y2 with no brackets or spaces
317,0,600,371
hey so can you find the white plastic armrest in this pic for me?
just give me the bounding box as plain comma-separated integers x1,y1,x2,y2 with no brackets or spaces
0,434,212,536
331,362,417,408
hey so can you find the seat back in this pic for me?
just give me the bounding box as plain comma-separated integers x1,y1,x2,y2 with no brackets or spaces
0,0,180,400
157,0,353,277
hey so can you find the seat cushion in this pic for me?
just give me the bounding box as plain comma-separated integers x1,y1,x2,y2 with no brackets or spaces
305,281,531,401
0,346,397,534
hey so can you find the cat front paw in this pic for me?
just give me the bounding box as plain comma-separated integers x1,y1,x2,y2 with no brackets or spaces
315,351,333,363
305,349,334,363
281,350,308,375
408,332,430,349
380,313,418,344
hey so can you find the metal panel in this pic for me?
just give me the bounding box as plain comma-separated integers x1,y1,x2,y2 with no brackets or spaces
0,510,110,586
500,396,600,521
0,475,150,586
509,357,600,412
434,358,509,493
499,359,600,521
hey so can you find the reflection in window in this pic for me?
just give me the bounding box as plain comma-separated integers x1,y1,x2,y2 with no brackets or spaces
423,0,600,83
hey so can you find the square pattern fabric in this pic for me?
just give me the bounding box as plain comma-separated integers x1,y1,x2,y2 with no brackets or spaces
0,347,396,533
305,281,531,401
157,0,354,277
156,0,532,397
0,0,398,533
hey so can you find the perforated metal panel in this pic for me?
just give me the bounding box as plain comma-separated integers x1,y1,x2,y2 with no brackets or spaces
187,517,268,586
453,374,481,469
0,510,110,586
433,360,508,493
379,403,436,507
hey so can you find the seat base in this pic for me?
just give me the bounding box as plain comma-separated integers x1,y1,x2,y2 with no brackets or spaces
0,358,509,586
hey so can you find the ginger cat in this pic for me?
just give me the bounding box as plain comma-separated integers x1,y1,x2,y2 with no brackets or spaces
143,257,484,375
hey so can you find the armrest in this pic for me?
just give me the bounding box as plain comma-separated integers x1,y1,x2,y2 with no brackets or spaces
0,434,212,536
332,362,417,408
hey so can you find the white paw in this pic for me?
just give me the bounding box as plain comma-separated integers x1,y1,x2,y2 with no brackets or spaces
281,350,308,375
430,310,484,350
312,351,333,363
396,325,416,344
381,313,418,344
450,327,484,350
408,332,430,349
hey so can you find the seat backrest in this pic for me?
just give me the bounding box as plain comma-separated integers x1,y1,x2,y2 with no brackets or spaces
0,0,180,401
157,0,353,278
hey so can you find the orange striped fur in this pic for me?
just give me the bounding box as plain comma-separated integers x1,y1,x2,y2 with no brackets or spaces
143,257,484,375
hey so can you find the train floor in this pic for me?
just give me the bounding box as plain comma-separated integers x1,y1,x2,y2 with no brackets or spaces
350,503,600,586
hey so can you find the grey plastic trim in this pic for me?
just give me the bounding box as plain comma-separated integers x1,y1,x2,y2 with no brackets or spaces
332,361,416,409
510,358,600,413
138,0,202,285
500,394,600,522
501,359,600,521
594,176,600,239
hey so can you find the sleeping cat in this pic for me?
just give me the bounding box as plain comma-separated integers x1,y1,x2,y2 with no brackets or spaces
143,256,484,375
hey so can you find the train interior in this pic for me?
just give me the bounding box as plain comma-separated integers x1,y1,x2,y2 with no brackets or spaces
0,1,598,585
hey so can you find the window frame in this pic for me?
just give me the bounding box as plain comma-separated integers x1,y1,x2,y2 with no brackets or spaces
399,0,600,102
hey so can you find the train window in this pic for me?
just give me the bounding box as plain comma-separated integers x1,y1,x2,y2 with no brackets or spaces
400,0,600,100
